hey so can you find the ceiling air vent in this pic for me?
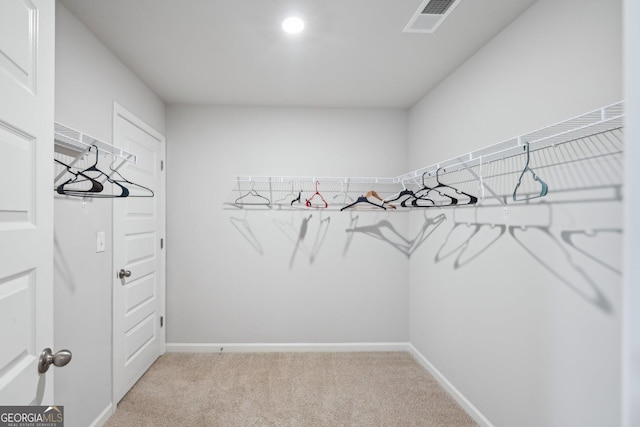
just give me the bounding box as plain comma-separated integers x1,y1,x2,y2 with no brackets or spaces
404,0,462,33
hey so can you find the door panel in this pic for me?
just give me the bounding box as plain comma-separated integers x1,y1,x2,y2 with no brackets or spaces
0,0,36,90
125,314,156,363
0,126,33,218
125,274,156,314
0,271,32,367
0,0,54,405
113,105,165,403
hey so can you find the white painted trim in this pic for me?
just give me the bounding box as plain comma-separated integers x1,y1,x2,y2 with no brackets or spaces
623,1,640,425
166,342,411,353
111,102,167,405
113,102,165,142
88,403,114,427
408,344,494,427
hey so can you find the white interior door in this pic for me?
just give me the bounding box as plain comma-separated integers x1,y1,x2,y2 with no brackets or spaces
0,0,55,405
112,104,165,403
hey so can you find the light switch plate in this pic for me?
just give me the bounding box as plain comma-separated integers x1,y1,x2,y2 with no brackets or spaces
96,231,106,253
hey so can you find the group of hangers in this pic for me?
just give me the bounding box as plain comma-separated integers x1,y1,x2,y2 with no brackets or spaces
235,180,333,208
294,183,392,210
342,167,478,211
344,141,547,210
235,142,548,210
55,145,154,198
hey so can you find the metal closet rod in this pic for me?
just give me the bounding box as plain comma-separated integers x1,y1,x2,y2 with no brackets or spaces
235,101,624,186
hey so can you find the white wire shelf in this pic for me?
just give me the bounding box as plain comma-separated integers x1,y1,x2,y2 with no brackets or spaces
397,101,624,182
228,101,625,210
54,122,137,163
53,122,139,189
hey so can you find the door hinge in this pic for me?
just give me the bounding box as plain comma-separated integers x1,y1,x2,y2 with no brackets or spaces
160,316,164,328
160,238,164,249
160,160,164,171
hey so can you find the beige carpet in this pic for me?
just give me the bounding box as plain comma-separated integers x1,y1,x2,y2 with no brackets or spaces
105,352,478,427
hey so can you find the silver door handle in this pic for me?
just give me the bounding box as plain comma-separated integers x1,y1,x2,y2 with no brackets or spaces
38,348,72,373
118,269,132,279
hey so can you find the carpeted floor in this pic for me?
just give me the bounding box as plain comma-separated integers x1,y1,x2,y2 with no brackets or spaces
105,352,478,427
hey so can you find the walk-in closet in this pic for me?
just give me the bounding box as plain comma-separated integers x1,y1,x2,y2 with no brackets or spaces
0,0,638,426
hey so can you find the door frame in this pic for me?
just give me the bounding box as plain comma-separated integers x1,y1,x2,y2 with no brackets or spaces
111,102,166,406
623,0,640,425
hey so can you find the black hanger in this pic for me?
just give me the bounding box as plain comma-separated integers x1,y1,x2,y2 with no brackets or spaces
438,167,477,205
384,182,420,208
414,169,458,207
405,171,441,208
54,158,104,194
291,190,302,206
340,194,386,211
385,188,414,204
56,146,130,198
108,160,154,198
420,168,478,207
365,190,396,209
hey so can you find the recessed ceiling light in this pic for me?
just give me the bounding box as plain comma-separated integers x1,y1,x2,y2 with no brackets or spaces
282,16,304,34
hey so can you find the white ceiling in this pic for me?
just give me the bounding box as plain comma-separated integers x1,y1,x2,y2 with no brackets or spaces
58,0,537,108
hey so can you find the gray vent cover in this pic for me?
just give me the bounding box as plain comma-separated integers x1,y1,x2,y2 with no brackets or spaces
422,0,456,15
404,0,462,33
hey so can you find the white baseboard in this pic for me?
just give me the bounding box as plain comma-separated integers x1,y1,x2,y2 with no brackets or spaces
89,403,114,427
408,344,494,427
166,342,410,353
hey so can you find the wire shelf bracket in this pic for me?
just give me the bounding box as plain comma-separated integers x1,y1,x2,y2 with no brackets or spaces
54,122,137,183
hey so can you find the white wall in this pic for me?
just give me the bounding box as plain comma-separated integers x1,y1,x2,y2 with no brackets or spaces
166,106,410,345
53,0,631,425
54,3,166,427
407,0,623,426
408,0,621,167
623,0,640,425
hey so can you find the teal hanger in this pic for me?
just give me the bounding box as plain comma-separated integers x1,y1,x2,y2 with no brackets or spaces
512,142,548,201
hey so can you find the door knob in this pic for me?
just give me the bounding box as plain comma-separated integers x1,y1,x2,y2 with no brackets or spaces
118,269,132,279
38,348,72,373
